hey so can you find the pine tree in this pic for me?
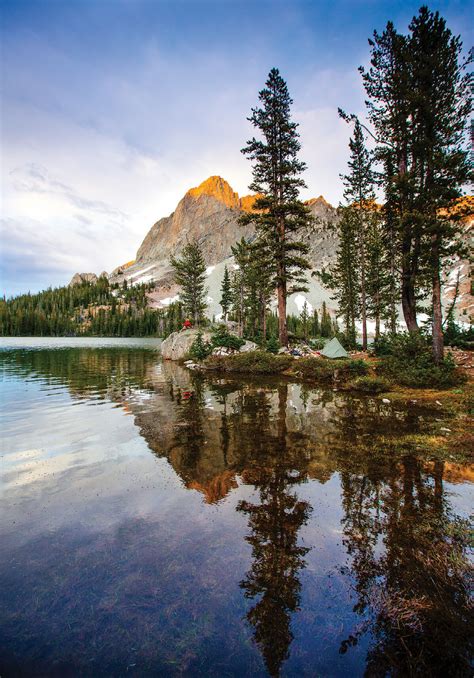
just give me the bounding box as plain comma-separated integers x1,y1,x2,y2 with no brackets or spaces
170,241,208,326
220,265,232,321
365,209,387,341
359,8,472,360
340,119,376,350
320,302,332,338
241,68,311,346
231,237,273,341
322,206,360,347
310,309,319,337
407,7,472,362
300,301,309,341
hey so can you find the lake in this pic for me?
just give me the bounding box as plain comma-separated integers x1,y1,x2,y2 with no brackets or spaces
0,338,472,676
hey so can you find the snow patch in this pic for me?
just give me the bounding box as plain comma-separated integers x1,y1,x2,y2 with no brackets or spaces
293,294,313,314
446,265,463,285
206,266,216,276
127,263,155,279
131,273,154,285
160,294,180,306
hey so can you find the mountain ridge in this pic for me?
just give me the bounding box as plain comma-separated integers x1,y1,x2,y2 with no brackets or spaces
78,175,471,323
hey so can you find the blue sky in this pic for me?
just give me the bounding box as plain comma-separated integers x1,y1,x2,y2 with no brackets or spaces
1,0,472,296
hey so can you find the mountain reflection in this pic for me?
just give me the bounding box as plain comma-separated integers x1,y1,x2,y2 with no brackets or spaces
2,346,472,676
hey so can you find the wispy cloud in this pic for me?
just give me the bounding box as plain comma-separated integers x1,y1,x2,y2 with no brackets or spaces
10,163,128,220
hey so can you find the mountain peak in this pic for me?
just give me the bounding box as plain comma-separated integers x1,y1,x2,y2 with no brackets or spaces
187,176,240,209
306,195,332,208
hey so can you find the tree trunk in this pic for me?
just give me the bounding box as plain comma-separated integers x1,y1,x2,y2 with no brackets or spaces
277,280,288,346
375,295,380,342
359,208,368,350
431,233,444,364
401,266,419,332
277,210,288,346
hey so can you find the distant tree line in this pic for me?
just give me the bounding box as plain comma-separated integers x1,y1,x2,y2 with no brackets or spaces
0,277,185,338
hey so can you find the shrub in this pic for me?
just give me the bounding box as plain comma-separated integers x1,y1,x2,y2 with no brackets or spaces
211,325,245,351
373,331,429,358
309,337,326,350
444,319,474,349
189,331,213,360
377,333,466,388
266,336,280,354
204,351,293,374
351,375,390,394
293,357,369,383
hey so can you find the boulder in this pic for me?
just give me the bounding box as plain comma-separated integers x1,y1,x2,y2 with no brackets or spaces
161,329,212,361
212,346,236,356
239,340,258,353
69,272,99,286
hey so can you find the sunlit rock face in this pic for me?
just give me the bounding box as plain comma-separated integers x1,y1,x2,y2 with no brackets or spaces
127,176,339,275
109,176,473,324
109,176,340,316
134,176,257,268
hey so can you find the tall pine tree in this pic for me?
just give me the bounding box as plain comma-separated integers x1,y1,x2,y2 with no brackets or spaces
322,206,360,347
340,119,376,350
359,7,472,360
241,68,311,346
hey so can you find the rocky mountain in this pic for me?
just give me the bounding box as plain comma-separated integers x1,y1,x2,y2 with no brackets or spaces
109,176,339,317
104,175,471,325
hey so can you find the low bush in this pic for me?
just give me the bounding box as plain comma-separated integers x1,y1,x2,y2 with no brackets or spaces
351,375,390,394
211,325,245,351
266,336,280,354
377,333,466,388
444,319,474,349
293,357,369,383
204,350,293,374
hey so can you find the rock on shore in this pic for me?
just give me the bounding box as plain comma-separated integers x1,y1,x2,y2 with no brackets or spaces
161,329,212,360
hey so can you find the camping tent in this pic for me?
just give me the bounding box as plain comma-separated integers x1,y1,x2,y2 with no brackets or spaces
320,337,348,359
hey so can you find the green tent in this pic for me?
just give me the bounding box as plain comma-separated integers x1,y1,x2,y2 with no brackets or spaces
320,337,348,359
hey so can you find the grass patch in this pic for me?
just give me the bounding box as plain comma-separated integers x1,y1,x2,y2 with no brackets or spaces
292,357,368,384
204,351,293,374
350,375,390,394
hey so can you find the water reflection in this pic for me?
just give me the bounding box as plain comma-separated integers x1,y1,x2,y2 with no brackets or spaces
340,456,472,676
236,385,311,677
1,345,472,676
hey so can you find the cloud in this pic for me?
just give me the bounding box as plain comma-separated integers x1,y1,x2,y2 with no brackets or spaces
10,163,128,220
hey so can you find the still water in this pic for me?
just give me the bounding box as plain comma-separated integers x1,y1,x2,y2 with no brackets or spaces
0,339,472,676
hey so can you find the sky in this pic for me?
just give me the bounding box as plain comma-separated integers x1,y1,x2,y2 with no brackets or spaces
1,0,472,296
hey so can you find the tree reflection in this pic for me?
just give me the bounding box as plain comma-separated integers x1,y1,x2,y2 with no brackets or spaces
237,384,312,676
339,453,472,676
